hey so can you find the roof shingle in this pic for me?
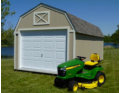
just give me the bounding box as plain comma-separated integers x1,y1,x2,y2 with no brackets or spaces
67,14,103,37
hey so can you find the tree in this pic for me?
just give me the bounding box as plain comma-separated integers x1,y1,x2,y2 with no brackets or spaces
104,25,119,44
1,0,15,30
104,34,112,43
1,28,14,46
111,25,119,44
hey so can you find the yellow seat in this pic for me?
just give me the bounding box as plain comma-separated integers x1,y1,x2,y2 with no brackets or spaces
85,53,100,66
85,61,98,66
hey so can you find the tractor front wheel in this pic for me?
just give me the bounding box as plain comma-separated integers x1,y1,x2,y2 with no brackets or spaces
68,81,78,92
95,72,106,87
54,77,67,88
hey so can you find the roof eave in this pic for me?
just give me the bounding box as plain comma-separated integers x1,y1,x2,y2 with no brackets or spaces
76,32,104,38
20,3,66,17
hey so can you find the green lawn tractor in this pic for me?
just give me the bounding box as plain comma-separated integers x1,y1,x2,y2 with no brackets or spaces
54,53,106,92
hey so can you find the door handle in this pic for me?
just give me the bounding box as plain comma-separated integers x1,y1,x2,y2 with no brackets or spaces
41,54,43,57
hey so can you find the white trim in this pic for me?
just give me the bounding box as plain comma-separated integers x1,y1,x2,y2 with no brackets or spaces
14,31,21,69
17,27,70,72
67,27,70,60
18,67,57,74
65,13,74,30
14,34,16,69
16,26,70,32
22,5,45,18
14,18,22,35
18,31,21,69
69,30,74,32
15,32,19,34
64,13,76,59
73,31,76,58
33,11,50,25
22,5,64,18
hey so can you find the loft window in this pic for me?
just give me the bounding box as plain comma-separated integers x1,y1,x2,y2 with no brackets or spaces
33,11,50,25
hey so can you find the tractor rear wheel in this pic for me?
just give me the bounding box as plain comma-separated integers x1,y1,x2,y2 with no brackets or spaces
68,81,78,92
95,72,106,87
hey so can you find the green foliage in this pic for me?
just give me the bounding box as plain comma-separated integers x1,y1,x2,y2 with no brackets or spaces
1,0,15,30
104,34,112,43
1,28,14,46
111,26,119,44
104,25,119,44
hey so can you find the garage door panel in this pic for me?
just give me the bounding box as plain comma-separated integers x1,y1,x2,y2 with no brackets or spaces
44,60,55,69
32,57,43,62
22,57,33,61
22,56,41,60
33,52,43,57
44,43,55,49
22,38,43,43
22,44,43,49
44,51,55,59
56,37,65,41
44,37,54,42
22,58,44,67
56,42,65,49
20,30,67,73
32,43,43,48
56,59,65,65
56,52,65,59
23,43,33,48
23,49,42,53
21,60,32,68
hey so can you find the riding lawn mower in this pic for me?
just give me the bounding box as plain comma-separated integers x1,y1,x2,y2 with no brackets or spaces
54,53,106,92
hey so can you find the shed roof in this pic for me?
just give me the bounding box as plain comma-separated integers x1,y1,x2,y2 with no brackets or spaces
67,14,103,37
20,3,103,37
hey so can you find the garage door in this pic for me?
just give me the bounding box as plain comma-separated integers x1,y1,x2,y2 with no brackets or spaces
19,30,67,74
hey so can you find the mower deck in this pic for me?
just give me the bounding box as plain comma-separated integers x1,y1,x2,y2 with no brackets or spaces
78,81,98,89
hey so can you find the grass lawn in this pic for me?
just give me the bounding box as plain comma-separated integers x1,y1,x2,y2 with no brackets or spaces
1,48,119,93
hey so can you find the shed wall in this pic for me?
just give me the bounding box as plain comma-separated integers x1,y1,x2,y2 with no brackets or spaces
16,5,73,31
76,33,103,61
69,32,74,60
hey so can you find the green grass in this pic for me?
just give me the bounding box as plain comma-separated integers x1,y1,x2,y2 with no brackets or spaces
1,48,119,93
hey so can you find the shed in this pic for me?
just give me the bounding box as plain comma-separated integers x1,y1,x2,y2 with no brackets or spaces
14,3,104,74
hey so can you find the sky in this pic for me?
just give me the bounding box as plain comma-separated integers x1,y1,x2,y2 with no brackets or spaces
4,0,119,35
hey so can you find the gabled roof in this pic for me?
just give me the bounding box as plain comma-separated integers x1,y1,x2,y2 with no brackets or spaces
20,3,103,37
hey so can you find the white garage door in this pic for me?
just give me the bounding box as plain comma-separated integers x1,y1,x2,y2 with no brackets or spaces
19,30,67,74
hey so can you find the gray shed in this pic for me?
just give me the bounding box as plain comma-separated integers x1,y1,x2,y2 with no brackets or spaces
14,3,103,74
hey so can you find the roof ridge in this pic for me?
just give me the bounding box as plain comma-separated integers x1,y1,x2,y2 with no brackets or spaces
20,3,67,17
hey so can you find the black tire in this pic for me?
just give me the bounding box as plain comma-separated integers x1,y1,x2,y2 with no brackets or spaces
95,72,106,87
54,77,67,88
54,77,62,87
68,80,78,92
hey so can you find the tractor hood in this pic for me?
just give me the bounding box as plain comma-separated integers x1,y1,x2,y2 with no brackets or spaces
58,58,84,68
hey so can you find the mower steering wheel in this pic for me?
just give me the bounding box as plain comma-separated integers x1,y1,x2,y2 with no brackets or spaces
77,56,86,61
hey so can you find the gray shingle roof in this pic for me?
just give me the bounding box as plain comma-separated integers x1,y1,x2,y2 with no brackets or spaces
67,13,103,37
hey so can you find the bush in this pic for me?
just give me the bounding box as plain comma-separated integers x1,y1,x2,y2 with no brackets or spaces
1,28,14,47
